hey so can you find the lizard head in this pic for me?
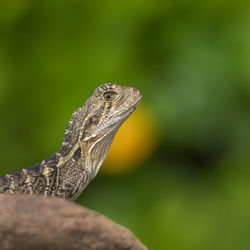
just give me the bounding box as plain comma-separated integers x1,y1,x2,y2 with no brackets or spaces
83,83,142,138
67,83,142,178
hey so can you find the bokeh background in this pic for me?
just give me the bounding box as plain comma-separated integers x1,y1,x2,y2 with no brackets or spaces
1,1,250,249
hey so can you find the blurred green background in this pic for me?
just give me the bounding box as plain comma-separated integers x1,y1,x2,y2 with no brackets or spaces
1,1,250,249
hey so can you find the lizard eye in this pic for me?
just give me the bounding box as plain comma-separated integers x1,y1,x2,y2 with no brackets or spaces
103,91,118,102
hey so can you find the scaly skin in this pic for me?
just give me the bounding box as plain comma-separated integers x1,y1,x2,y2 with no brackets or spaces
0,84,142,200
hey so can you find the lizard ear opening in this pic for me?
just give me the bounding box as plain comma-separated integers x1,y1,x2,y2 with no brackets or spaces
89,115,99,125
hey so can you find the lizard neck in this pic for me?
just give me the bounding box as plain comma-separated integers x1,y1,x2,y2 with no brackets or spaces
58,101,90,158
57,97,118,179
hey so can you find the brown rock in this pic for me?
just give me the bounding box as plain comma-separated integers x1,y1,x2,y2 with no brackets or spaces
0,194,147,250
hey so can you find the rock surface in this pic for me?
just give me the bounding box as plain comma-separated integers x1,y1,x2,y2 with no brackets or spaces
0,194,147,250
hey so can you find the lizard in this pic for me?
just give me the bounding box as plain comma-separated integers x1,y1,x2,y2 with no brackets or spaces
0,83,142,201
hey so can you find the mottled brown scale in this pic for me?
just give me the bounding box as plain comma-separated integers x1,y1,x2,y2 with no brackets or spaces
0,83,142,200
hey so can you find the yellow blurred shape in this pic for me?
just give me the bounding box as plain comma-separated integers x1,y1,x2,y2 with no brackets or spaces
102,105,158,174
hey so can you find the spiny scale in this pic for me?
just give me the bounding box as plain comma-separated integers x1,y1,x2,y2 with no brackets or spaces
0,84,142,201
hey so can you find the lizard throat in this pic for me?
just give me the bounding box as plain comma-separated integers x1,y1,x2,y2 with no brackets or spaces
83,129,117,179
